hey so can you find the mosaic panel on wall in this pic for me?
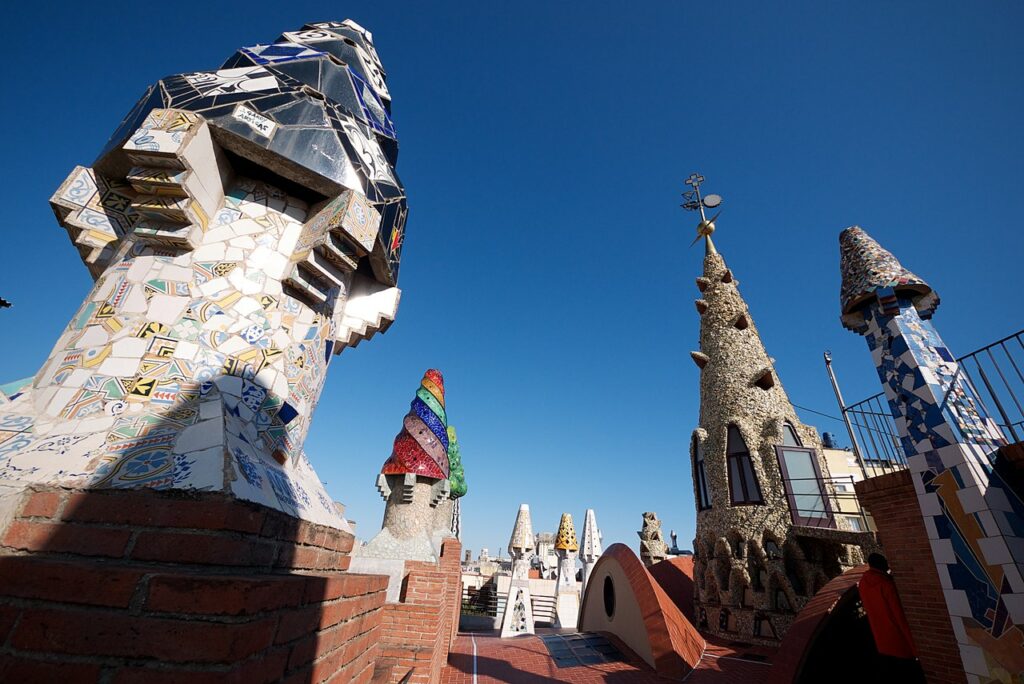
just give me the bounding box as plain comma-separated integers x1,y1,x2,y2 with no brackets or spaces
0,20,407,529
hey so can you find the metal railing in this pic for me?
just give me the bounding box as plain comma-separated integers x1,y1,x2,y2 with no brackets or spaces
780,474,872,531
956,331,1024,444
531,594,558,624
460,584,560,624
461,585,499,617
827,328,1024,473
842,393,908,476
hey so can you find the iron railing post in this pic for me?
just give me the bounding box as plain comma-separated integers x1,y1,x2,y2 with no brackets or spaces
823,351,870,476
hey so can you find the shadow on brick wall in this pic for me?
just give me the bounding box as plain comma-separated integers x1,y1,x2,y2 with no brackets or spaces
0,393,388,683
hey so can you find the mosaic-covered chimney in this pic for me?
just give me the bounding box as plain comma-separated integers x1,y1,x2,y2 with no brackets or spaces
688,223,861,643
0,20,406,529
839,226,1024,681
553,512,580,628
359,369,451,562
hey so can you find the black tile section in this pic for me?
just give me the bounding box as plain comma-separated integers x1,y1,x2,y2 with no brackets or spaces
538,632,625,669
93,19,405,286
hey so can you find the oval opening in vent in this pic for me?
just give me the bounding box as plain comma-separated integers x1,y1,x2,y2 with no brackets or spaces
603,576,616,619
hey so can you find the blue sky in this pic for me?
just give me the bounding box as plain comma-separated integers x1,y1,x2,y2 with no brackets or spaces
1,1,1022,558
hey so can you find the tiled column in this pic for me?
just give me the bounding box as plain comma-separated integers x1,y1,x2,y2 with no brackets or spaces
840,226,1024,682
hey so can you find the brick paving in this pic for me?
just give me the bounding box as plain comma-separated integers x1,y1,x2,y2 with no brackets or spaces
441,632,773,683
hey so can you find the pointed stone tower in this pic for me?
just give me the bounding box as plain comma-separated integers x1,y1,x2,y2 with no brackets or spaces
579,508,603,599
688,224,865,643
840,226,1024,682
500,504,536,637
553,512,580,628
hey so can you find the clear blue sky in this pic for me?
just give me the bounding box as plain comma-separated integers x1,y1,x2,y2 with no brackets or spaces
1,1,1022,557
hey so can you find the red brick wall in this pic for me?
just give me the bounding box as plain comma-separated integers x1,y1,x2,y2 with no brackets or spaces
374,538,463,684
855,470,966,684
0,485,388,683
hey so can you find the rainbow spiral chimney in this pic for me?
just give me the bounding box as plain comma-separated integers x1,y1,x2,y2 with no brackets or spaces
381,369,450,480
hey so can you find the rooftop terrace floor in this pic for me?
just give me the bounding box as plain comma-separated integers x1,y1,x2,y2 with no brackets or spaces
441,631,774,683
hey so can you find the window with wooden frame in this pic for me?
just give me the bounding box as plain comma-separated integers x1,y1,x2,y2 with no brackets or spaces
776,423,833,526
726,425,763,505
693,435,711,510
775,440,834,527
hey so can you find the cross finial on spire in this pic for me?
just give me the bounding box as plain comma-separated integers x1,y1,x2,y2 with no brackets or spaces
680,172,723,255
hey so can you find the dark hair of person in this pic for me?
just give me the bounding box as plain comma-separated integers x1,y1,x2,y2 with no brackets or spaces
867,553,889,572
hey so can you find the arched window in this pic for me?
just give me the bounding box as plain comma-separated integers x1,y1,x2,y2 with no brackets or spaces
774,588,791,612
748,555,764,592
782,423,801,446
726,425,763,505
693,435,711,510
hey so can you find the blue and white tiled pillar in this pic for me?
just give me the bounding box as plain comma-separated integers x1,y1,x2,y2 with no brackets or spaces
840,226,1024,683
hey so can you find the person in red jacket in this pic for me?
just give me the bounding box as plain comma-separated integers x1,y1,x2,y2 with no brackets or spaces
858,553,924,680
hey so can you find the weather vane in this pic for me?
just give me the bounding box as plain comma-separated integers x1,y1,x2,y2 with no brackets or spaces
681,172,722,253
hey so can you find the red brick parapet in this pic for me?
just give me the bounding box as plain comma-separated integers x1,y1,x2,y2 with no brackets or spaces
0,485,388,683
373,537,463,684
855,470,966,684
0,485,354,570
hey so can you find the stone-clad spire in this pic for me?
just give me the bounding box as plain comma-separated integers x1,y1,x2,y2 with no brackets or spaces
689,232,863,644
839,226,938,332
580,509,601,560
508,504,535,559
579,509,602,600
